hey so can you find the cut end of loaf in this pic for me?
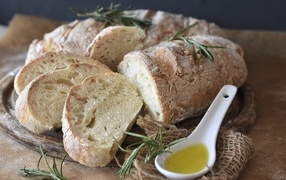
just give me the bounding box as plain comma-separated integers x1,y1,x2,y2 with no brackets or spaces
62,73,143,167
118,52,164,122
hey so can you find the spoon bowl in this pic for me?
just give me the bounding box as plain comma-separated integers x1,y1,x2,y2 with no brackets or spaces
155,85,237,180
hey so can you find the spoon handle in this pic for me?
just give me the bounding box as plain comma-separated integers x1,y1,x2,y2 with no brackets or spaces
188,85,237,144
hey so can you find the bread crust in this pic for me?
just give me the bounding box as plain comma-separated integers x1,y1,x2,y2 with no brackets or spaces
118,35,247,123
135,10,226,47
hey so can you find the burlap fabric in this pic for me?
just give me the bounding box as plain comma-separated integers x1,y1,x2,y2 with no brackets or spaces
123,84,256,180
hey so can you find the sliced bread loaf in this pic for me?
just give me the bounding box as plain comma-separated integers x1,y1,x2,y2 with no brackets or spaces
118,35,247,124
14,51,109,95
62,73,143,167
15,63,112,134
85,26,145,71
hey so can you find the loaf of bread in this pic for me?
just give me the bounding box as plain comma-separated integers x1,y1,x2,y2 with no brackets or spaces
85,26,145,71
14,51,109,95
118,35,247,124
25,19,105,64
15,63,112,133
62,73,143,167
25,10,225,67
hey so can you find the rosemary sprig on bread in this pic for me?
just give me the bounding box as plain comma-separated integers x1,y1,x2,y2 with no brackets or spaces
18,146,67,180
115,129,186,179
70,3,152,28
169,22,225,61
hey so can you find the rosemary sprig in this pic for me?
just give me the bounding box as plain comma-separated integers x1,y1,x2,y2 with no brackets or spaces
115,129,186,179
70,3,152,28
169,22,225,61
18,146,67,180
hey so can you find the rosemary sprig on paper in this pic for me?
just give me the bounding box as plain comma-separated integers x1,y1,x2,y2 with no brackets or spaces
18,146,67,180
115,129,186,179
169,22,225,61
70,3,152,28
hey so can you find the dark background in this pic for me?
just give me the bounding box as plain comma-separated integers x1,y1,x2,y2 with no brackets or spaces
0,0,285,31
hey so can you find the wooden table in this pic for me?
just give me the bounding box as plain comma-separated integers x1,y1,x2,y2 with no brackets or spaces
0,15,285,180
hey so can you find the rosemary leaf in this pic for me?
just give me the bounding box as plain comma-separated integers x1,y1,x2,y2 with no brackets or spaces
169,22,225,61
18,146,67,180
70,3,152,28
170,22,199,38
117,143,145,179
115,129,186,179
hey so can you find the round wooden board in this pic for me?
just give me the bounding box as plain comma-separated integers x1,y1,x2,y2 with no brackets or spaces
0,67,256,165
0,67,67,159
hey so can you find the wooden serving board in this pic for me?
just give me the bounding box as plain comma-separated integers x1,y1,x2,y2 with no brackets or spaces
0,67,67,159
0,67,256,165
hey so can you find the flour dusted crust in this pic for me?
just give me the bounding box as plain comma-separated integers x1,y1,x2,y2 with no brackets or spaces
118,35,247,123
129,9,226,47
15,63,112,133
26,19,105,64
14,51,109,95
62,73,143,167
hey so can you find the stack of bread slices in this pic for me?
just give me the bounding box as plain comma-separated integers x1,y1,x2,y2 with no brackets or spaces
14,10,247,167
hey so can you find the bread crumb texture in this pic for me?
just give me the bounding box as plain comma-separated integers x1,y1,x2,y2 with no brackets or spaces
62,73,143,167
86,26,145,71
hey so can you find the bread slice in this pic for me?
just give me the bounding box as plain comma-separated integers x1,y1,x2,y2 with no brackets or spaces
118,35,247,124
85,26,145,71
62,73,143,167
14,51,109,95
15,63,112,134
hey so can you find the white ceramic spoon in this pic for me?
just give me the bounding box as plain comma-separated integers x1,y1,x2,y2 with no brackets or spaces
155,85,237,180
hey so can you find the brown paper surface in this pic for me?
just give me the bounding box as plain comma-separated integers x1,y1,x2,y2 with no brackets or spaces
0,14,285,180
0,14,62,49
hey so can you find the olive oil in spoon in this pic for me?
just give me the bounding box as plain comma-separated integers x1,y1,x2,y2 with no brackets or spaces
155,85,237,180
